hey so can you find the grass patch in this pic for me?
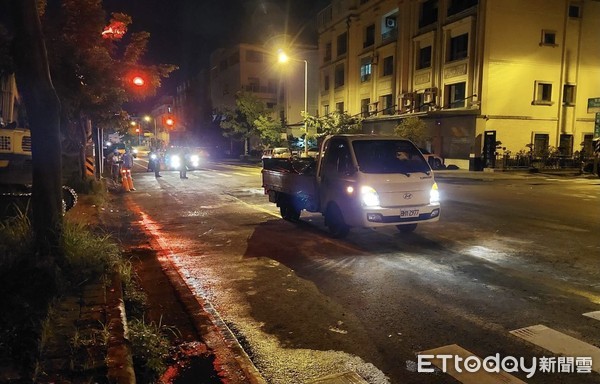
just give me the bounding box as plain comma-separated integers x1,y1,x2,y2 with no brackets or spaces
61,221,122,287
128,317,171,382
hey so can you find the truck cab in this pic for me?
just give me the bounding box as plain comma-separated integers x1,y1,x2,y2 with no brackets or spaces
316,135,440,236
262,134,441,237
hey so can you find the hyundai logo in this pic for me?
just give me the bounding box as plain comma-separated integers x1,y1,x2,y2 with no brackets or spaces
403,193,413,199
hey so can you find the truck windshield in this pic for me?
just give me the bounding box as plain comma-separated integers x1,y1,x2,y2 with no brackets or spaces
352,140,431,174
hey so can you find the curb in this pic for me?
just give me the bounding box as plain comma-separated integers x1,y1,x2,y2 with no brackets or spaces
126,198,267,384
106,271,136,384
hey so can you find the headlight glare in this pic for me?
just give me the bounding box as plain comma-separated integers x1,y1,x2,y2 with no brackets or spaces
360,186,380,207
430,182,440,204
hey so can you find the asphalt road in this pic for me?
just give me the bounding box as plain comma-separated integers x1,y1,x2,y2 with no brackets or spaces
127,158,600,384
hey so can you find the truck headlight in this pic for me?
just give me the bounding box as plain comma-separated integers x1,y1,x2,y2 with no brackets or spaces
360,186,380,207
171,155,180,168
430,182,440,204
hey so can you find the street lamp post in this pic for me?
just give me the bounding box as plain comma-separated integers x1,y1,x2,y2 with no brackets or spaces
278,51,308,157
144,115,157,148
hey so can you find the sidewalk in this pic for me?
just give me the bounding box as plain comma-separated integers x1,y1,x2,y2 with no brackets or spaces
433,167,596,181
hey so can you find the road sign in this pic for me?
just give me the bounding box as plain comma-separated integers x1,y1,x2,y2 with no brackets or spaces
587,97,600,113
595,112,600,138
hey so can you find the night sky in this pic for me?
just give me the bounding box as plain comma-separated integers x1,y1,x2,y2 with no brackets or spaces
103,0,329,94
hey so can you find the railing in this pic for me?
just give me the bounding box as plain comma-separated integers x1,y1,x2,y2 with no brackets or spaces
493,153,592,170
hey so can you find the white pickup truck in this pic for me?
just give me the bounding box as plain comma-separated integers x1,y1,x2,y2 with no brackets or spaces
261,134,441,237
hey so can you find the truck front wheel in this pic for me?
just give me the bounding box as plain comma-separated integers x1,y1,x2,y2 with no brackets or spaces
280,199,301,222
325,205,350,238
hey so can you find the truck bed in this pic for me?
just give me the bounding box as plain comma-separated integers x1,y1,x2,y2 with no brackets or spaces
261,158,319,211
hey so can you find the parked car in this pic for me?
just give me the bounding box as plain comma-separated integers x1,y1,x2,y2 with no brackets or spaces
419,148,445,170
262,147,292,159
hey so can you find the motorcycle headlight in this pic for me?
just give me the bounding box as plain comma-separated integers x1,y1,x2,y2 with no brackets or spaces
360,186,380,207
430,182,440,204
150,154,157,160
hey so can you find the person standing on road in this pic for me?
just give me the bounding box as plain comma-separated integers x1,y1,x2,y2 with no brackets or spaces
148,150,162,178
179,148,188,179
121,148,136,191
110,149,121,183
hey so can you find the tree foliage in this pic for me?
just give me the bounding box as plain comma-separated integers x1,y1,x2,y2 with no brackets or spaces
254,115,285,148
219,92,271,153
394,116,430,146
305,111,363,137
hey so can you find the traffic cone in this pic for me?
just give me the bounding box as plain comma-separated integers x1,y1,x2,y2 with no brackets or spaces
127,174,135,191
121,170,130,191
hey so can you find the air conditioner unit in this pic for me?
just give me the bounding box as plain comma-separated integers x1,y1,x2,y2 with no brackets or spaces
424,92,434,104
385,16,397,28
401,93,414,107
424,87,437,104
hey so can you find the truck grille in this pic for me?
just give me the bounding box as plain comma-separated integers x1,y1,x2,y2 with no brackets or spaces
0,136,11,151
21,136,32,152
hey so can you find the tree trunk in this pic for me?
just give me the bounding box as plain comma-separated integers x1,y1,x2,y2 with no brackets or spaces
10,0,63,258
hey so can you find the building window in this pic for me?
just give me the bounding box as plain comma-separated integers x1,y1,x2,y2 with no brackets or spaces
219,59,227,71
361,98,371,118
419,0,438,28
324,42,332,62
569,4,581,18
381,94,394,115
364,24,375,48
534,81,553,105
559,134,573,156
417,46,432,69
446,82,466,108
449,33,468,61
540,30,557,46
228,52,240,65
247,77,260,92
533,133,549,158
414,93,428,112
334,64,345,88
324,74,330,91
337,32,347,56
360,57,372,82
563,84,575,105
382,56,394,76
268,79,277,93
336,102,345,113
246,50,264,62
582,134,594,156
324,104,330,116
447,0,478,16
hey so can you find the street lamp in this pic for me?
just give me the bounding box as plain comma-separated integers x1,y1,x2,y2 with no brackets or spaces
131,121,141,146
144,115,157,147
278,50,308,157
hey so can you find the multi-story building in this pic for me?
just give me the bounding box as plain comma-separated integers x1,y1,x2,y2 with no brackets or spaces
317,0,600,168
209,43,319,150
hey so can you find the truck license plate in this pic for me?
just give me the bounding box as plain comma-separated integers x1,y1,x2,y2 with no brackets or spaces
400,209,419,218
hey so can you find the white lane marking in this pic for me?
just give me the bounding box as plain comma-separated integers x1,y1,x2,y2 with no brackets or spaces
193,171,215,178
231,172,255,177
418,344,526,384
583,311,600,321
510,324,600,373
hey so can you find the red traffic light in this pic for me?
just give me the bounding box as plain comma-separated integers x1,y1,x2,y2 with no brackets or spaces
135,128,140,133
132,76,145,87
165,117,174,127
